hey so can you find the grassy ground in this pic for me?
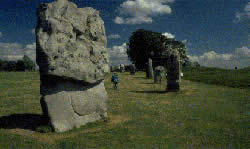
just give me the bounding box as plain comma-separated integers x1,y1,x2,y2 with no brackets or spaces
182,66,249,89
0,71,248,148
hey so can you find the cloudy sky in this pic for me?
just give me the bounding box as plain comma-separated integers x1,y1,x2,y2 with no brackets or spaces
0,0,249,69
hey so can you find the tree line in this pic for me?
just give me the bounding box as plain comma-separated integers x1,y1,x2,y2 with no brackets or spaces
127,29,193,70
0,55,36,71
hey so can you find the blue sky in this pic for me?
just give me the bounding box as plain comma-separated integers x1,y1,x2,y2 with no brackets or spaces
0,0,249,69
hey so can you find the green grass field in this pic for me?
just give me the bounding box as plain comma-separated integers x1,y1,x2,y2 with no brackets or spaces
0,71,248,148
182,66,249,89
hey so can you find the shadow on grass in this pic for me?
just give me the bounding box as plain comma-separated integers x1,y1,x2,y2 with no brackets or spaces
0,113,49,131
130,90,167,94
141,82,155,84
133,76,147,79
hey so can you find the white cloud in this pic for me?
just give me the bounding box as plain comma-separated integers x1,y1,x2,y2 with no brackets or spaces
0,32,2,38
181,39,192,46
108,34,121,39
188,47,250,69
162,32,175,39
114,0,174,24
114,17,124,24
111,43,128,56
182,39,187,44
32,28,35,34
108,43,131,65
234,2,250,23
234,46,250,57
0,42,36,62
4,55,24,61
25,42,36,50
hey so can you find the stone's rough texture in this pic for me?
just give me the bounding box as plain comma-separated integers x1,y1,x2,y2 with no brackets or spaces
154,66,165,84
36,0,109,132
36,0,109,84
146,58,153,79
166,49,181,91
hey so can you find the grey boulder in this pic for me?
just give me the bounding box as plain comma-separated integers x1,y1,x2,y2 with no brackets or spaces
36,0,109,84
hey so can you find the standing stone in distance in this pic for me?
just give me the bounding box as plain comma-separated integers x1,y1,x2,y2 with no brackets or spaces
166,49,181,91
36,0,109,132
147,58,154,79
154,66,165,84
120,64,125,73
130,64,136,75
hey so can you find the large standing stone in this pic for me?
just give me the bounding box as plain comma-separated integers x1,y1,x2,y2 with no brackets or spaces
146,58,153,79
36,0,109,132
166,49,181,91
154,66,165,84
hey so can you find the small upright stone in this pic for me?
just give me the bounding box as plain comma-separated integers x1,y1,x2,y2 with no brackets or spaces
130,64,136,75
154,66,165,84
146,58,153,79
120,64,125,73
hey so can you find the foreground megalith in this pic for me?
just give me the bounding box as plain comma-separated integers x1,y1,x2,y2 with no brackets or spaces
36,0,109,132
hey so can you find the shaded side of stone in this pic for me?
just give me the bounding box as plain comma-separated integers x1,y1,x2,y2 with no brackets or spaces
130,64,136,75
166,50,181,91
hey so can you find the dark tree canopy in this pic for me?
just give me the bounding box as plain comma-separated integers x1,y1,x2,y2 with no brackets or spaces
16,60,25,71
127,29,189,70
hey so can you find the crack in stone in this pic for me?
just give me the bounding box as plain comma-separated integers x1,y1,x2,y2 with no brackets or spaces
69,93,82,117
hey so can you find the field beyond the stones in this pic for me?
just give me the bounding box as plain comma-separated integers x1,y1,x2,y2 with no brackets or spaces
0,71,248,149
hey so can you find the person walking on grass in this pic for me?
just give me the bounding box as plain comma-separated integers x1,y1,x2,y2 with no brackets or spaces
111,73,119,89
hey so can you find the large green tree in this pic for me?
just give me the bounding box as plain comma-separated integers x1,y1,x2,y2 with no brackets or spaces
163,39,189,67
127,29,164,70
16,60,25,71
127,29,189,70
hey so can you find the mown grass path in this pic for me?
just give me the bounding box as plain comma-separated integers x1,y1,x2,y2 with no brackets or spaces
0,71,248,149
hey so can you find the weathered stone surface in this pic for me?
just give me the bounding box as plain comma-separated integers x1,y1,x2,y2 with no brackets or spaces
166,49,181,91
40,76,107,132
146,58,153,78
36,0,109,84
36,0,109,132
154,66,165,84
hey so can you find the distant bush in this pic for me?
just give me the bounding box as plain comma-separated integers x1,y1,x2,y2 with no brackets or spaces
0,55,36,72
182,66,249,88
